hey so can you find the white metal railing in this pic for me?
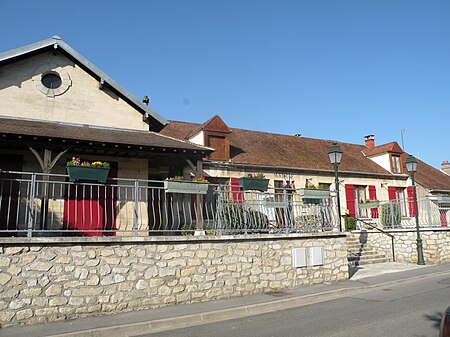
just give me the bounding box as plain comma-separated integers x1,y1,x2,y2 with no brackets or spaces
0,171,338,237
354,197,450,229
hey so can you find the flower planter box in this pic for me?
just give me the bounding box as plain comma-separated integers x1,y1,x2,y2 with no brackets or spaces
359,202,380,209
164,181,209,194
437,196,450,203
238,178,269,192
298,188,330,199
66,165,110,183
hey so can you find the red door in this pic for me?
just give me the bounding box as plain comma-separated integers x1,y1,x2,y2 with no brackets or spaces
63,163,117,236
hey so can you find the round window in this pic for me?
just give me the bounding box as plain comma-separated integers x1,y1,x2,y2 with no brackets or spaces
41,73,62,89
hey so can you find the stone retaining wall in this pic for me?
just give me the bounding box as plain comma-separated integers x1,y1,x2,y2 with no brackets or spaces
352,228,450,264
0,233,348,328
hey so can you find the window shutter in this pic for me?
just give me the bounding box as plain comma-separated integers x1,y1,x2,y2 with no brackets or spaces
345,184,355,217
407,186,416,217
229,178,243,204
388,186,397,201
368,185,378,218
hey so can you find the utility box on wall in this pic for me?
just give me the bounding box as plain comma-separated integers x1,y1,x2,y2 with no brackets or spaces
292,247,324,268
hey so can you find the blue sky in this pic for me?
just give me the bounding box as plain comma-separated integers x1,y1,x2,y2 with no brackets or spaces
1,0,449,169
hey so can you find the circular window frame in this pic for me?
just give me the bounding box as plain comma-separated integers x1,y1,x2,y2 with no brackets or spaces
33,63,72,98
41,72,62,89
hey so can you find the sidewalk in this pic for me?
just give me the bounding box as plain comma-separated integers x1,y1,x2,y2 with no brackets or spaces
2,262,449,337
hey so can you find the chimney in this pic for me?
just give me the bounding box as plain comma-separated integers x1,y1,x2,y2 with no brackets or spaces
442,161,450,175
142,95,149,105
364,134,375,149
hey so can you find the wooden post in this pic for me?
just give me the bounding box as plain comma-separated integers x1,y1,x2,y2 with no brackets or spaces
28,146,70,230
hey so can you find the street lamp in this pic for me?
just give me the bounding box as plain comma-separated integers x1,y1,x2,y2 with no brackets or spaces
328,143,343,231
405,154,425,265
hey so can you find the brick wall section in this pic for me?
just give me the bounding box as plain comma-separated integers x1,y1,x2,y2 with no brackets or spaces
0,234,348,327
352,229,450,264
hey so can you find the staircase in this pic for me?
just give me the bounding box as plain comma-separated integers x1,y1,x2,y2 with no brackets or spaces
347,234,391,267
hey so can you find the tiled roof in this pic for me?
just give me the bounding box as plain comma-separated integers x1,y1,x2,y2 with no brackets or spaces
0,117,212,153
161,120,391,175
401,153,450,191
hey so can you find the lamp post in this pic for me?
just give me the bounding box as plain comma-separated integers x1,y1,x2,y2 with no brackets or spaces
405,154,425,265
328,143,343,231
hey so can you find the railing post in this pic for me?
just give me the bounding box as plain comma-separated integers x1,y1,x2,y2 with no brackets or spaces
283,190,288,234
27,173,36,237
133,180,139,231
425,197,433,226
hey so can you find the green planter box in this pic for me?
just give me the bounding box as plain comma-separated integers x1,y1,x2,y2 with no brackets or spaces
238,178,269,192
164,181,209,194
437,196,450,203
67,165,110,183
298,188,330,199
359,202,380,209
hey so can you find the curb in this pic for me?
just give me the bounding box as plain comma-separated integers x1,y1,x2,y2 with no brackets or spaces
44,269,450,337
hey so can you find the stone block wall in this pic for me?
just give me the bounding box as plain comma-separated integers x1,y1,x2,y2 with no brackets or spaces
0,234,348,328
353,229,450,264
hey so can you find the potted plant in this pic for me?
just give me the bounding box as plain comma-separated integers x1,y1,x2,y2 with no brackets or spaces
66,157,110,183
298,184,330,199
238,173,269,192
359,199,380,209
164,176,209,194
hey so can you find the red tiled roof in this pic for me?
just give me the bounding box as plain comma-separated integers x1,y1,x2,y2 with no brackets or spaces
161,121,390,175
400,153,450,191
363,142,403,156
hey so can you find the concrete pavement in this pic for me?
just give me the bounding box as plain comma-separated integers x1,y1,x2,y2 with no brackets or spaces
1,262,449,337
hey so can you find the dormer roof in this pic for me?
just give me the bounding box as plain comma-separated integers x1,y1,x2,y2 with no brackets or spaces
185,115,231,140
363,141,404,156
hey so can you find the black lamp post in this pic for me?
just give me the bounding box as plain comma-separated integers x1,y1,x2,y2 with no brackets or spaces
328,143,343,231
405,154,425,265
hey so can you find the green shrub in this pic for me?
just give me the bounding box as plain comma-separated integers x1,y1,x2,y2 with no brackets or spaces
343,215,357,231
219,203,269,231
380,203,401,228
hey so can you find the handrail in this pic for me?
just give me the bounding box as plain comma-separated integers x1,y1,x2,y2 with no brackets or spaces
349,216,396,262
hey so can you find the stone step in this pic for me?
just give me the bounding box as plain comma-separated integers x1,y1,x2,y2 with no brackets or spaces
348,250,384,258
347,243,372,250
348,257,391,267
348,253,387,262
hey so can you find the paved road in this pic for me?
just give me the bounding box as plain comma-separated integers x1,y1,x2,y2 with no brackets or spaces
141,272,450,337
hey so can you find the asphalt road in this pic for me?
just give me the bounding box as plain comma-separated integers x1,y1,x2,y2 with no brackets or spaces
140,273,450,337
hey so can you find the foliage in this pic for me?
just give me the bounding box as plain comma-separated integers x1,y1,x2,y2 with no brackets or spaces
67,157,109,168
167,176,208,183
294,214,322,228
219,203,269,231
380,203,401,228
245,173,266,179
191,176,208,183
343,215,357,231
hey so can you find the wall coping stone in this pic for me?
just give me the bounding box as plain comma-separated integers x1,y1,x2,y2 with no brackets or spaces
0,232,347,246
352,228,450,234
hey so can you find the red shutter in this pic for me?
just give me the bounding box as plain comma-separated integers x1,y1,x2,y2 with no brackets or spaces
229,178,243,204
407,186,416,217
368,185,378,218
345,184,355,217
388,186,397,201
